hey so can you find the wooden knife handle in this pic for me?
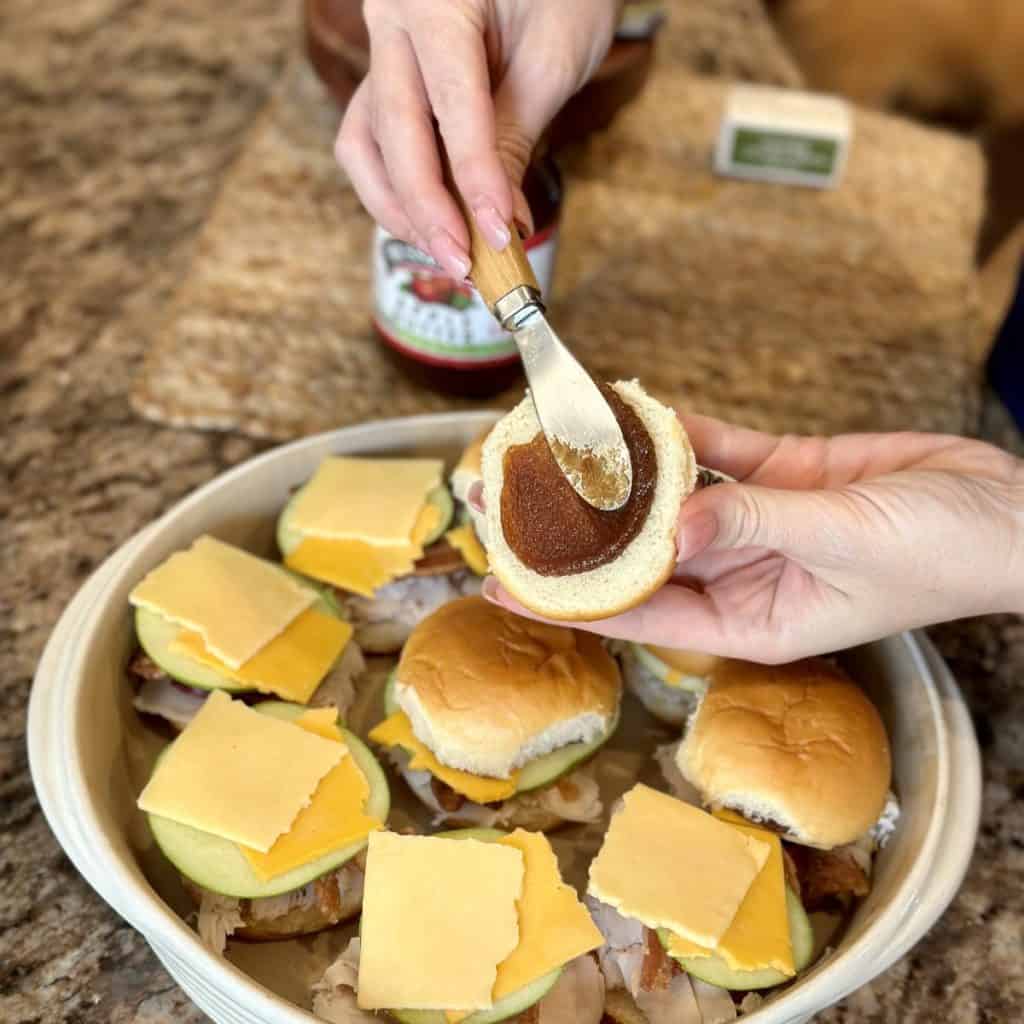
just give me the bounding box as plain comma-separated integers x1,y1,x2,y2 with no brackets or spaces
440,147,539,311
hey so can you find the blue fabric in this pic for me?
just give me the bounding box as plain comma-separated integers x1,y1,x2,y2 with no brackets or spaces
987,258,1024,430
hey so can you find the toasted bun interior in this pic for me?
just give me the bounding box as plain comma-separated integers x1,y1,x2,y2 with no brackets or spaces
395,595,621,778
481,380,695,621
678,658,892,849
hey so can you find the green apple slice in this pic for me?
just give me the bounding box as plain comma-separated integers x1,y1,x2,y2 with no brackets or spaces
146,703,389,898
135,581,340,693
382,672,618,795
389,970,562,1024
658,887,815,991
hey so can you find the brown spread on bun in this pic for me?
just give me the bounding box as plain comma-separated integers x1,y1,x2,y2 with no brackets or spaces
500,386,658,576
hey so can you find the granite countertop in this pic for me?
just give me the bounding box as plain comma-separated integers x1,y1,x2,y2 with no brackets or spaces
2,2,1022,1022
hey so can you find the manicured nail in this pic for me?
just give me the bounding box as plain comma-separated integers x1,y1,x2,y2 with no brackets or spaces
467,480,485,514
472,202,511,250
676,509,719,564
427,227,471,280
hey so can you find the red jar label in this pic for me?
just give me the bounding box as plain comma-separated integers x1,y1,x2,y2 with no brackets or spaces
372,225,558,369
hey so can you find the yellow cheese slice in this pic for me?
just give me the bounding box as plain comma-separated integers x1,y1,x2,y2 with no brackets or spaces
369,712,518,803
358,832,523,1011
240,709,383,881
171,607,353,704
493,830,603,1000
295,706,347,740
587,784,770,949
137,691,343,852
445,524,489,576
412,502,442,546
289,457,443,544
285,537,419,597
664,811,793,974
130,536,316,669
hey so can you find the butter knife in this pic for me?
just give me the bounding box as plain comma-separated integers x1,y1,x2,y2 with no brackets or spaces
458,200,633,512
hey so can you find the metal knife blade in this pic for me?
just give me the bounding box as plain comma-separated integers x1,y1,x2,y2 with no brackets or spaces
510,305,632,511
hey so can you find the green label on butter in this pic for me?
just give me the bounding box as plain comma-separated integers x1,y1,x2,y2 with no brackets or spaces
731,129,838,176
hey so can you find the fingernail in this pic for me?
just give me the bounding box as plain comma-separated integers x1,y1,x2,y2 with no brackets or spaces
472,202,511,250
467,480,485,514
427,227,471,280
481,576,500,602
676,509,719,564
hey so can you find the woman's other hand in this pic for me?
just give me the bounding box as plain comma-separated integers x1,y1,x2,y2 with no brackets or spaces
485,415,1024,662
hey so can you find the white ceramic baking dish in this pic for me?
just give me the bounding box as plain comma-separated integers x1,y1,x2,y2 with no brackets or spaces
28,412,981,1024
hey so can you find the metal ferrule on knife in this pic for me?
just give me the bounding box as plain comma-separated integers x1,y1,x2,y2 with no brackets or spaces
493,285,545,332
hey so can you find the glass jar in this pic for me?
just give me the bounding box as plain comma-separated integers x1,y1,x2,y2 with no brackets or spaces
371,156,563,398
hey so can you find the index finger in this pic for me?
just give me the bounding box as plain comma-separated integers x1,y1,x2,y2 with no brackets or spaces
410,14,516,249
482,576,735,652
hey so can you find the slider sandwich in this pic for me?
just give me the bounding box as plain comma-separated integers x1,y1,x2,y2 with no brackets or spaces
586,784,816,1023
369,595,622,830
588,661,899,1019
481,380,697,622
672,658,900,921
137,691,389,952
312,829,606,1024
277,455,483,654
127,535,363,729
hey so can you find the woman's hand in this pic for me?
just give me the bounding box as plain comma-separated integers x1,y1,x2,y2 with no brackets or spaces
485,415,1024,663
334,0,619,279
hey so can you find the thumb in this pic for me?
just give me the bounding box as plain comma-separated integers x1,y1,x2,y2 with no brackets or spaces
677,483,835,563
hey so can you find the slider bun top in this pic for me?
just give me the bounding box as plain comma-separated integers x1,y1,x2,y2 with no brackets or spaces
481,380,696,622
394,596,621,779
678,658,892,849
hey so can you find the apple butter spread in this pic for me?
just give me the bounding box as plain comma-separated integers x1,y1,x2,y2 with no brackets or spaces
500,388,657,576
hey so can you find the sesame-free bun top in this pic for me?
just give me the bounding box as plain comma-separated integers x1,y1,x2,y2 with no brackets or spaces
394,595,621,779
482,380,696,622
677,658,892,849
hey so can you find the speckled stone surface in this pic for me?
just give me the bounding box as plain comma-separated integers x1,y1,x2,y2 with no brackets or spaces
1,2,1022,1023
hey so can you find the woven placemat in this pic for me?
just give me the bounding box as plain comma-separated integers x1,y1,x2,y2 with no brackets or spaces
132,6,985,441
